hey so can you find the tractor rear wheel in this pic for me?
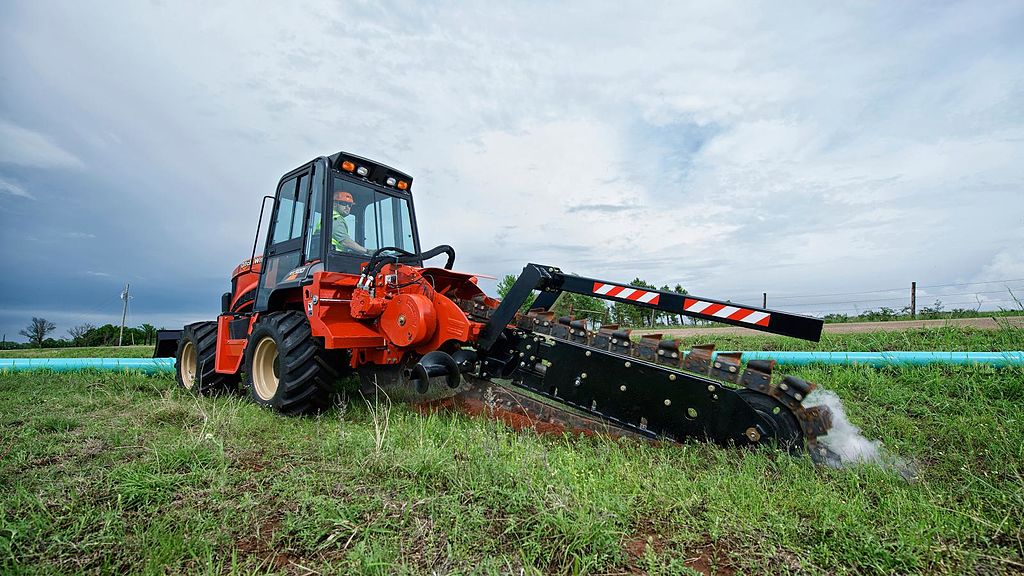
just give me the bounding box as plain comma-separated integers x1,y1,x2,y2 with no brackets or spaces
244,311,343,415
175,321,240,395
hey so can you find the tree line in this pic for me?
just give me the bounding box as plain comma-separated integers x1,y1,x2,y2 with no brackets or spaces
3,317,160,350
822,300,1023,323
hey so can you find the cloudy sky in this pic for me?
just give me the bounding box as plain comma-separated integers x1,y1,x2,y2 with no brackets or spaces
1,1,1022,342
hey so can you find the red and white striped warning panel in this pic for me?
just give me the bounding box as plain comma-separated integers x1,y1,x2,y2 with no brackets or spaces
592,282,661,304
683,298,771,326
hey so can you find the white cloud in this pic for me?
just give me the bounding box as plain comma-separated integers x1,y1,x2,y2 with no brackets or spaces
976,248,1024,283
0,119,83,169
0,177,33,199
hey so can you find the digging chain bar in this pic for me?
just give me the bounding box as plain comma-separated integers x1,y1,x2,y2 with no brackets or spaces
459,298,835,463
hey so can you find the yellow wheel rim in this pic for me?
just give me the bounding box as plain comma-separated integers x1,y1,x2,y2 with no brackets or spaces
179,341,197,389
252,336,279,401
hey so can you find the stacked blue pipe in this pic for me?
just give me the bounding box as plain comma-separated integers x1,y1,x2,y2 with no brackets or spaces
1,351,1022,373
0,358,175,373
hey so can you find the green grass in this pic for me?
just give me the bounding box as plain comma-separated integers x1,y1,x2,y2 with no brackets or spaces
1,328,1023,574
0,345,153,358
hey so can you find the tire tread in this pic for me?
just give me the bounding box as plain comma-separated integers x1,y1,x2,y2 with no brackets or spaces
245,311,345,415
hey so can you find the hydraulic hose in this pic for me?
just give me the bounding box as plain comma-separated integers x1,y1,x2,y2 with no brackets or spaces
363,245,456,278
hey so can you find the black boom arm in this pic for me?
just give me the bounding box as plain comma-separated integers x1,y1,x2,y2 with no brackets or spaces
478,264,823,350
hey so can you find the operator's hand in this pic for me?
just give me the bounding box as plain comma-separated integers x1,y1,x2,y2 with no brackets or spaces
342,239,371,255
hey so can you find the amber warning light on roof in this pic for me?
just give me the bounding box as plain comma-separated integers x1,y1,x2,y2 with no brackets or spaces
340,160,409,191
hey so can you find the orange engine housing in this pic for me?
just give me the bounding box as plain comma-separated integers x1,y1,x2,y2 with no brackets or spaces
380,293,437,347
299,263,493,368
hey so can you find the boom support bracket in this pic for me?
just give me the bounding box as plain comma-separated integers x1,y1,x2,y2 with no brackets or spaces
481,264,823,345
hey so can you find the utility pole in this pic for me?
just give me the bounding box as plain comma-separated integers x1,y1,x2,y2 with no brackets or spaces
118,283,130,346
763,292,767,308
910,281,916,319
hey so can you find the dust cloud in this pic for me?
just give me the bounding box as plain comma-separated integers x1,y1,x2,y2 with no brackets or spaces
805,389,918,480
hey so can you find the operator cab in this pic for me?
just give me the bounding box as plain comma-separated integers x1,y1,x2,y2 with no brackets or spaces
254,152,421,312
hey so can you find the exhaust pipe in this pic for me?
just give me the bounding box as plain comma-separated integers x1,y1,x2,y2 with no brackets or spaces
411,351,461,394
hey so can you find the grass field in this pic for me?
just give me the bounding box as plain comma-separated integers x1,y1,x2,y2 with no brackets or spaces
1,327,1023,574
0,345,153,359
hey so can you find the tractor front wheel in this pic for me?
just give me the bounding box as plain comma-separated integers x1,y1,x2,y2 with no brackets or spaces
174,321,240,395
244,311,343,415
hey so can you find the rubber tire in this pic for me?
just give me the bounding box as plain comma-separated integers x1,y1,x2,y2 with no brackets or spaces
244,311,343,415
736,389,804,454
174,321,241,395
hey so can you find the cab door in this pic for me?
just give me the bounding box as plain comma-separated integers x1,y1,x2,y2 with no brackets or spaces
254,170,311,311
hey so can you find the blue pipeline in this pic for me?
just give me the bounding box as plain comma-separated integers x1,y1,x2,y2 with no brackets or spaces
1,352,1023,373
0,358,175,373
717,351,1024,368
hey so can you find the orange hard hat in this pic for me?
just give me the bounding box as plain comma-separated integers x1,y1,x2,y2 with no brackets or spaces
334,191,354,204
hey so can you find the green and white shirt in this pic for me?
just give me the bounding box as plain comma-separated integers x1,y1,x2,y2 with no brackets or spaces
332,209,352,250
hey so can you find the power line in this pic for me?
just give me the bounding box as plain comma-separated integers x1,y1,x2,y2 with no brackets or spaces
791,297,1022,315
919,278,1024,289
766,286,909,301
916,288,1023,299
745,277,1024,302
775,287,1024,308
827,297,1018,310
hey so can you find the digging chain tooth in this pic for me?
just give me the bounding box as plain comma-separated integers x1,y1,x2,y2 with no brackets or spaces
633,334,662,363
740,359,775,393
568,319,590,345
782,375,815,396
526,310,556,336
807,439,841,466
656,338,683,368
683,344,714,375
798,405,832,436
710,352,743,384
610,328,632,355
550,317,572,340
798,404,836,465
516,311,535,331
741,367,800,410
592,324,620,351
776,375,833,456
457,296,503,324
775,375,813,407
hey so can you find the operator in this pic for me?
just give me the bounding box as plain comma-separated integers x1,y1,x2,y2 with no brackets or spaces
332,191,370,255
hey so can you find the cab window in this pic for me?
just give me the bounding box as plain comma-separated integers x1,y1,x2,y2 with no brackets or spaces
271,177,298,244
330,177,415,255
